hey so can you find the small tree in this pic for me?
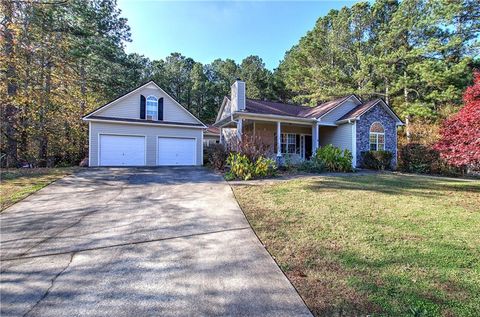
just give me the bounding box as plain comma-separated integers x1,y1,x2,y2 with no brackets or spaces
434,71,480,170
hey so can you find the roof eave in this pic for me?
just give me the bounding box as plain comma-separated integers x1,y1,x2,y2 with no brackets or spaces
84,117,207,129
335,118,358,125
238,112,317,123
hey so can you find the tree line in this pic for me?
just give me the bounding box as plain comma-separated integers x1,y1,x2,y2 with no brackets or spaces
1,0,478,167
277,0,479,142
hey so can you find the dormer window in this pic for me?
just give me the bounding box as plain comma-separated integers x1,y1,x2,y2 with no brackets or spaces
146,96,158,120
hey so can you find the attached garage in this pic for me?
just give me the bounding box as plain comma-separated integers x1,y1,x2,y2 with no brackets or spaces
83,81,206,167
157,137,196,166
99,134,146,166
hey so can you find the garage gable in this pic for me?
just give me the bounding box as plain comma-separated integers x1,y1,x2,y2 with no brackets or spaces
84,81,203,126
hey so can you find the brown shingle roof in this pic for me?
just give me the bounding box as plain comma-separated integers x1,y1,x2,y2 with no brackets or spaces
205,125,220,134
337,99,381,121
244,95,355,119
245,99,311,117
298,96,353,118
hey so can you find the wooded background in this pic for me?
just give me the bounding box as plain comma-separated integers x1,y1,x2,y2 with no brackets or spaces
1,0,479,167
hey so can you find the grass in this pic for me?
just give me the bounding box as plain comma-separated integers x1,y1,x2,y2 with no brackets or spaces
232,174,480,317
0,168,77,211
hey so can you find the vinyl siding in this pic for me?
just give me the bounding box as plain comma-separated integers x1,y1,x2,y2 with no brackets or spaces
203,135,220,147
321,99,359,123
219,99,232,120
90,121,202,166
95,84,198,124
319,123,353,152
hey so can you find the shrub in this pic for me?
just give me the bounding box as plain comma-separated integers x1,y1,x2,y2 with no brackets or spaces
204,144,228,171
314,145,353,172
227,135,272,162
297,159,325,173
253,156,277,178
226,153,276,180
227,153,254,180
361,150,393,170
399,143,439,174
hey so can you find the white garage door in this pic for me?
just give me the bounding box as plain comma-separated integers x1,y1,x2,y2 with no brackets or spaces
100,135,145,166
157,137,196,166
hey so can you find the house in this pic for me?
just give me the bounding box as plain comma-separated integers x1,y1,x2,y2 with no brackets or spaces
82,81,206,166
214,80,403,168
203,125,220,147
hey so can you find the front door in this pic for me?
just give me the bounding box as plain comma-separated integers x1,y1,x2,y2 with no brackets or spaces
305,135,312,159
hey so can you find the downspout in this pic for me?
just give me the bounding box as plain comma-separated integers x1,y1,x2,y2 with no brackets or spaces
349,119,357,169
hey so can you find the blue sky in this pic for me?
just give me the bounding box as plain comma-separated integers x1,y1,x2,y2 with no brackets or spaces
118,1,359,70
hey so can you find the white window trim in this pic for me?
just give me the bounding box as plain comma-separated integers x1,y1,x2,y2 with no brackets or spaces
275,133,297,155
146,95,158,120
369,122,385,151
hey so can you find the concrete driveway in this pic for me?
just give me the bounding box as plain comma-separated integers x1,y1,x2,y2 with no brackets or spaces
0,168,311,317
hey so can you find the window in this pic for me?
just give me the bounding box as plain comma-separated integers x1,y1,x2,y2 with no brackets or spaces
280,133,296,154
369,122,385,151
146,96,158,120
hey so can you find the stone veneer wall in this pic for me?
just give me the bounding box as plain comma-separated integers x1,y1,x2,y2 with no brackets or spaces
356,104,398,168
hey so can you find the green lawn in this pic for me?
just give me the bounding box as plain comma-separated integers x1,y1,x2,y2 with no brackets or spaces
232,174,480,317
0,168,76,211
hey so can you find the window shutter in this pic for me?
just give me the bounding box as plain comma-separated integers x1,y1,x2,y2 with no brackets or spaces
140,95,146,119
158,97,164,120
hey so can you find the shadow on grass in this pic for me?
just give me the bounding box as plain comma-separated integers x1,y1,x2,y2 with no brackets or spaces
303,174,480,198
329,244,480,316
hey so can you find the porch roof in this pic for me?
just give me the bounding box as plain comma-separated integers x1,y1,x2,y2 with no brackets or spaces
213,112,317,128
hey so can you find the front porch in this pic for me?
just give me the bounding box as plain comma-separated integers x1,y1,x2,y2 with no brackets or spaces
217,116,322,163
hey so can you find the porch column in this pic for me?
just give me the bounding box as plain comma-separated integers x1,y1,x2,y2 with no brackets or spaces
276,121,282,157
219,127,224,145
236,118,243,141
312,122,319,154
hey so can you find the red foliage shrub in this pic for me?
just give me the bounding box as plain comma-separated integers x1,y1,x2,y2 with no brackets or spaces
228,135,272,162
434,71,480,169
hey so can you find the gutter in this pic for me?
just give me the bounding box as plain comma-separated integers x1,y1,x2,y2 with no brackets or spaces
234,112,317,124
213,111,321,127
83,117,207,129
